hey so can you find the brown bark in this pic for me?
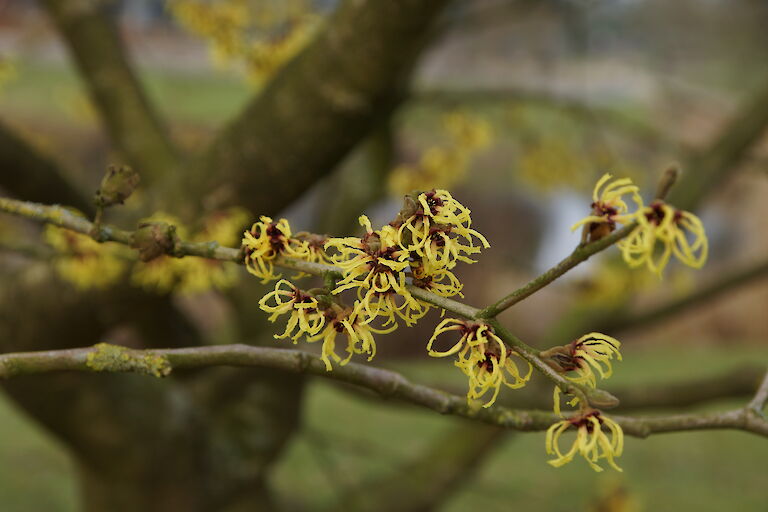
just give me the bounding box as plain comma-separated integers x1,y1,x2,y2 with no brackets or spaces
0,121,92,214
670,79,768,211
192,0,450,215
40,0,180,181
0,274,302,511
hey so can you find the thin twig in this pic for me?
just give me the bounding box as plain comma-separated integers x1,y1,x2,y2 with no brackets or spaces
478,167,679,319
748,370,768,415
595,258,768,334
477,223,637,318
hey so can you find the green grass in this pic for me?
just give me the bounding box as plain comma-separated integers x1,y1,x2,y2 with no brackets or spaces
0,345,765,511
271,344,768,511
0,60,252,127
0,395,77,511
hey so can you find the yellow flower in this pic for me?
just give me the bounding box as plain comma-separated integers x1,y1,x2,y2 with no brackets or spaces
294,232,332,266
259,279,325,340
175,258,240,294
618,201,708,276
397,189,489,270
355,288,429,328
543,332,622,415
195,207,250,247
571,173,641,243
456,344,532,407
132,256,178,293
427,319,532,407
571,257,654,307
518,137,591,193
167,0,317,85
568,333,622,387
442,111,492,150
325,216,416,327
44,225,126,290
545,410,624,472
326,216,409,289
307,304,386,371
411,262,464,298
242,216,310,283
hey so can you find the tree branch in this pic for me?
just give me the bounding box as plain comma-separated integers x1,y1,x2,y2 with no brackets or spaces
477,222,638,318
0,194,603,408
594,258,768,335
670,78,768,211
40,0,180,180
0,343,765,439
415,86,680,152
479,167,679,319
343,423,507,512
191,0,450,215
747,370,768,415
0,121,93,214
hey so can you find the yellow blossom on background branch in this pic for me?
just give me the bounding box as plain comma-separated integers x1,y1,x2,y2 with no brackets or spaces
388,111,492,194
44,225,127,290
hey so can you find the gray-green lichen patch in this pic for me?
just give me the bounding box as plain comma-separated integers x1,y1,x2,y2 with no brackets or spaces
86,343,172,377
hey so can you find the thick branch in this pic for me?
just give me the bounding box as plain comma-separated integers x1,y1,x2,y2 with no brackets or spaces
349,363,766,414
41,0,180,180
192,0,450,215
0,194,603,408
0,343,765,438
0,121,92,214
0,196,478,317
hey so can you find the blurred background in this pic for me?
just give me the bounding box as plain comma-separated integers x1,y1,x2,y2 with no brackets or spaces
0,0,766,511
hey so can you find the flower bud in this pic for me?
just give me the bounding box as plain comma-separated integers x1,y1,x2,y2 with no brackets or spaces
132,222,176,262
95,165,140,207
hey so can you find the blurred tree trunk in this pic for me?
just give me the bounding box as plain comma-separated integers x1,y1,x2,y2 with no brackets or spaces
4,0,449,509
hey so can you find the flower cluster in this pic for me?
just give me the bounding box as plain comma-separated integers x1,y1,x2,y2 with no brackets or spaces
258,279,391,371
247,190,490,371
259,279,325,341
167,0,318,84
573,173,708,276
546,410,624,472
619,200,708,275
427,319,532,407
242,216,315,283
325,190,490,330
540,332,625,471
396,189,489,295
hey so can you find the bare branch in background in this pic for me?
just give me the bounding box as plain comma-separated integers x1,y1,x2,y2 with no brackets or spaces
343,423,507,512
671,79,768,211
0,121,92,214
40,0,180,181
191,0,451,215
